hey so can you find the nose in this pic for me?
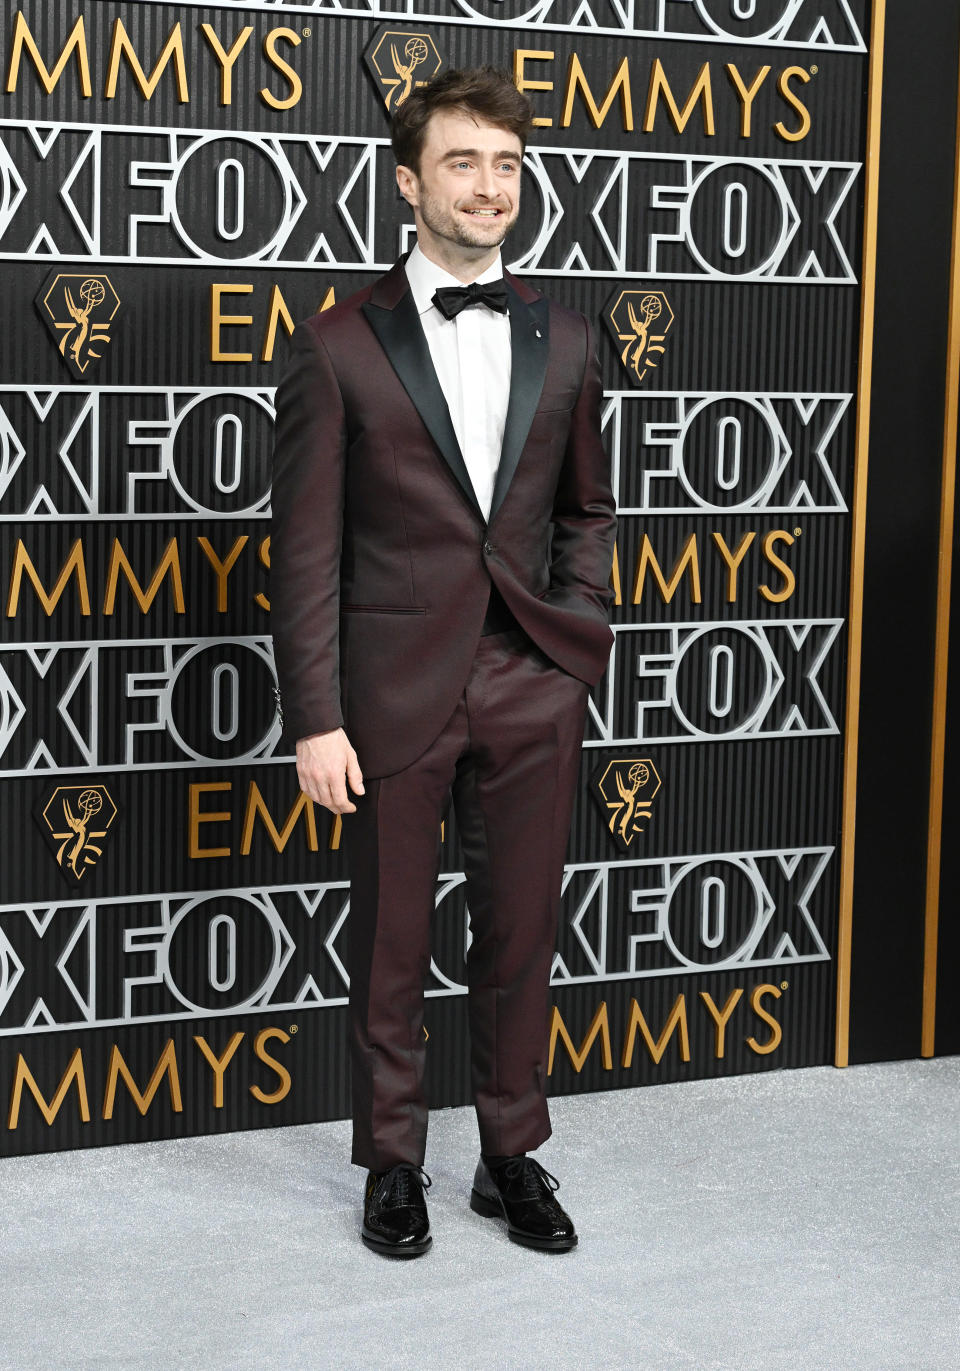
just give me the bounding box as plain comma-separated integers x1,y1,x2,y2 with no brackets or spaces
472,161,499,201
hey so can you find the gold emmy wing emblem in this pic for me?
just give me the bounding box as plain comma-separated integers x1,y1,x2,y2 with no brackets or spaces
607,289,675,385
40,785,118,883
596,759,662,851
37,272,121,379
364,30,442,110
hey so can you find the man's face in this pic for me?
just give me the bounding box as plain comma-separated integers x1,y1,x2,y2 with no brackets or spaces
396,108,523,256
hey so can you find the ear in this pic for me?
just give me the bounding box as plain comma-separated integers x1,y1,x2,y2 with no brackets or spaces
396,163,419,209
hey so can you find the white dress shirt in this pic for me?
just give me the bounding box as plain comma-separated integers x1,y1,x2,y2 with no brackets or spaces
404,242,512,519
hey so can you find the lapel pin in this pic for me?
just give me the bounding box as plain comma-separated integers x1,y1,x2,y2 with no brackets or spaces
535,329,541,338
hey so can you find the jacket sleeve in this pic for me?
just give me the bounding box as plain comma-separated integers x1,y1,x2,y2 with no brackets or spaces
269,320,346,747
547,316,618,620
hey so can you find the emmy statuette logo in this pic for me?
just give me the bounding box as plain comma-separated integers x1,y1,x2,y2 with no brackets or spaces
363,29,443,111
36,784,118,883
604,289,675,386
594,759,662,851
36,272,122,379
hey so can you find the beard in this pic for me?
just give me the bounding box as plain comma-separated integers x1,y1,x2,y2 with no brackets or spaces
416,181,519,250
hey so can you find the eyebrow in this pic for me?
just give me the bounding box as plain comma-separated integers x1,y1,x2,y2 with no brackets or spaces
442,147,522,161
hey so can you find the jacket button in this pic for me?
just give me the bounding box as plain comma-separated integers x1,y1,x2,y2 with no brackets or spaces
483,540,495,555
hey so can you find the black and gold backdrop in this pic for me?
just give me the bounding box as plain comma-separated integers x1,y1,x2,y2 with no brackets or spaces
0,0,955,1156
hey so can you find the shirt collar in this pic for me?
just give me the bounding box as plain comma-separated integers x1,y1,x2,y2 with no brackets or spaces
405,242,504,317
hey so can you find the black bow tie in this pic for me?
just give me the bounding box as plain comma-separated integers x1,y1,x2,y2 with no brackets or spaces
432,280,509,320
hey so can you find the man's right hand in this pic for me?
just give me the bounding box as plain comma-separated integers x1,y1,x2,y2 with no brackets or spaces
295,728,365,814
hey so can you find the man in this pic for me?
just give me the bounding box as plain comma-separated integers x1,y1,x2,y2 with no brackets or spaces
270,67,616,1258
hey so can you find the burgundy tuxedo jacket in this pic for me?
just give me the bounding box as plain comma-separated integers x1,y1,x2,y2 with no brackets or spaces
269,256,617,778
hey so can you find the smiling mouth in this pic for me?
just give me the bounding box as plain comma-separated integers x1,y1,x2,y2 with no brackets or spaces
462,208,503,217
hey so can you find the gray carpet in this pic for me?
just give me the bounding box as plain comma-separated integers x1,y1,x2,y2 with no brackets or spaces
0,1058,957,1371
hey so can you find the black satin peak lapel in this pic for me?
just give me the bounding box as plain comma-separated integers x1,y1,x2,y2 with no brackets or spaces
361,291,485,522
489,289,550,521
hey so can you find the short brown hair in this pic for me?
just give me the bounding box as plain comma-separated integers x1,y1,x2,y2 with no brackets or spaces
391,66,533,175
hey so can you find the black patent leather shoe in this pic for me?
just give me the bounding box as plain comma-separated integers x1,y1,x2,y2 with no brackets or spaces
470,1156,578,1251
361,1164,432,1258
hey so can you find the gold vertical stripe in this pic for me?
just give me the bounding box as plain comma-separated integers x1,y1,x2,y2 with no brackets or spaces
921,36,960,1058
834,0,886,1069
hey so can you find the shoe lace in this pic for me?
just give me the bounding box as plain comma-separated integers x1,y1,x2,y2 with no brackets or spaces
499,1156,559,1198
378,1163,432,1206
